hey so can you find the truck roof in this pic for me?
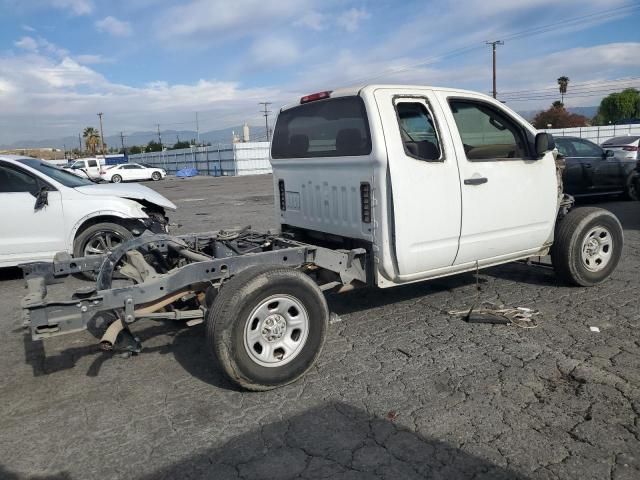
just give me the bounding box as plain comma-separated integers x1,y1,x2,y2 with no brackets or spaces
280,84,490,111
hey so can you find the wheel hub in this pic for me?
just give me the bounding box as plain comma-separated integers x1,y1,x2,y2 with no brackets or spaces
261,314,287,342
581,226,612,272
243,294,310,367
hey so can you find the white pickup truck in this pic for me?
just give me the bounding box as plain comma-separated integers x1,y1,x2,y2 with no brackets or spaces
21,85,623,391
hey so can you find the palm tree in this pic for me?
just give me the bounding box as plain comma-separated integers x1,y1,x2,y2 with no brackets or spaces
557,76,570,104
83,127,101,155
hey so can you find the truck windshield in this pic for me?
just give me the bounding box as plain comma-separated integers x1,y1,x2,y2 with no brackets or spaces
272,96,371,158
16,158,94,187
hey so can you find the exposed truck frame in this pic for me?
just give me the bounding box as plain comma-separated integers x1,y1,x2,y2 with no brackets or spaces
20,84,624,391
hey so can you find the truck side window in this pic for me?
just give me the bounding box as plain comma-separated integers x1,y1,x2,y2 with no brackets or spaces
449,100,527,161
396,102,442,161
88,160,98,168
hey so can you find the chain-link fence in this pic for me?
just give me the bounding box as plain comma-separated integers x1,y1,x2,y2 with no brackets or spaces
128,142,271,176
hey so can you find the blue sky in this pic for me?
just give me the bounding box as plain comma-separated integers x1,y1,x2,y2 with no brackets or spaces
0,0,639,145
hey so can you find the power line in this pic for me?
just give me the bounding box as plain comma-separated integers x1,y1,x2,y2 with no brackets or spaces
97,112,105,155
499,77,640,97
259,102,272,142
345,3,640,85
486,40,504,98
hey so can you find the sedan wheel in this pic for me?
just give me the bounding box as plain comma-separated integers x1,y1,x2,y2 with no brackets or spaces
151,171,162,181
112,174,122,183
624,173,638,201
83,230,126,256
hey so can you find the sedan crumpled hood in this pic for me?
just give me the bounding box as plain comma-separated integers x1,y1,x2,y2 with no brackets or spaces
74,183,177,210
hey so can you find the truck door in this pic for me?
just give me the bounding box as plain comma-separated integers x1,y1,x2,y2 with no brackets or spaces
438,95,557,265
374,90,462,276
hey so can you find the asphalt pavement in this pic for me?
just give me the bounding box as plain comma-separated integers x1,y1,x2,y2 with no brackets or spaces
0,174,638,479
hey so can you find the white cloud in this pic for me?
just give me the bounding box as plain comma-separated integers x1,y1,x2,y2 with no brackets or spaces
156,0,312,40
22,24,36,32
95,16,132,37
336,7,370,32
13,36,69,57
15,36,39,52
51,0,93,15
74,54,108,64
250,36,300,66
294,11,327,31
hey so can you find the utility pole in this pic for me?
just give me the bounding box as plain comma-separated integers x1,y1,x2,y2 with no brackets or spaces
259,102,272,142
97,112,106,155
486,40,504,99
120,131,127,155
195,112,200,146
157,124,163,150
78,133,83,153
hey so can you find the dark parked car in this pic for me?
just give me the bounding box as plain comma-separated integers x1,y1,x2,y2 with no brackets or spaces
555,136,638,200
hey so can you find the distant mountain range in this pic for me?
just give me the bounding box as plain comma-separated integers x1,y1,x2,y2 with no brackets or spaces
1,125,265,150
1,107,601,149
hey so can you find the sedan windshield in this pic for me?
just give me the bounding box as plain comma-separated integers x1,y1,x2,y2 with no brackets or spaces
16,158,94,187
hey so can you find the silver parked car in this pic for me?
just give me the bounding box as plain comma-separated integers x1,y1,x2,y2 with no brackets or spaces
601,136,640,161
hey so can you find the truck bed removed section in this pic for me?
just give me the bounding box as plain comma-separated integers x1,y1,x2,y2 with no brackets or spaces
21,228,368,341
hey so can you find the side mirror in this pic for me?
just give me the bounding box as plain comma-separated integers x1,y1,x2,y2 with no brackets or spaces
34,187,49,211
535,132,555,158
605,149,615,158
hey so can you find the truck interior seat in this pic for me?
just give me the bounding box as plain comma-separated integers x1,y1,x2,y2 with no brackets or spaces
336,128,363,156
405,140,440,160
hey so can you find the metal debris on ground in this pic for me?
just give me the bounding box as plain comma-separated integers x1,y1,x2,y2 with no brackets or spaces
590,326,601,332
448,302,541,329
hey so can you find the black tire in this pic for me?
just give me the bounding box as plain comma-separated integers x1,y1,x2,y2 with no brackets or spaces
551,207,623,286
624,172,638,201
207,265,329,391
73,222,134,280
111,174,122,184
151,171,162,181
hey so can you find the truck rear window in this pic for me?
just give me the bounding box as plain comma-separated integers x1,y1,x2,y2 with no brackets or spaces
272,96,371,158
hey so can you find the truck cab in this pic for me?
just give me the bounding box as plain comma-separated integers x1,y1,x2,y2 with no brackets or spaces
65,158,102,179
271,85,560,287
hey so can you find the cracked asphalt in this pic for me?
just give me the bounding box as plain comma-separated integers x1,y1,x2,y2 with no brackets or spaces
0,174,639,479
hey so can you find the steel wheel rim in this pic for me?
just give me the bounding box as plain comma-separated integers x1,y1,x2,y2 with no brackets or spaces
84,230,126,256
581,226,613,272
243,294,310,367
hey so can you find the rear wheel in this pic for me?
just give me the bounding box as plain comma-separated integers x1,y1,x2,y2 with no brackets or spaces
624,172,638,201
551,207,623,286
207,265,329,391
111,174,122,183
151,171,162,181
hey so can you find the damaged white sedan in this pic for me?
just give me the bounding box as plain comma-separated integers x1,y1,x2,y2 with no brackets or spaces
0,155,176,268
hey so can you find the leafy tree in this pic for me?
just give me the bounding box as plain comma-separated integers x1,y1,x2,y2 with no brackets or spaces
557,76,569,103
593,88,640,125
532,102,589,129
128,145,143,154
83,127,101,154
145,140,163,152
171,140,192,150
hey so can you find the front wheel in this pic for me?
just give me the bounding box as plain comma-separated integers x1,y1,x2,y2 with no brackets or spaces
551,207,623,286
151,171,162,181
73,222,133,280
207,265,329,391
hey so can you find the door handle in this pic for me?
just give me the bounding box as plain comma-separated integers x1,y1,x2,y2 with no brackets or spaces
464,177,488,185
